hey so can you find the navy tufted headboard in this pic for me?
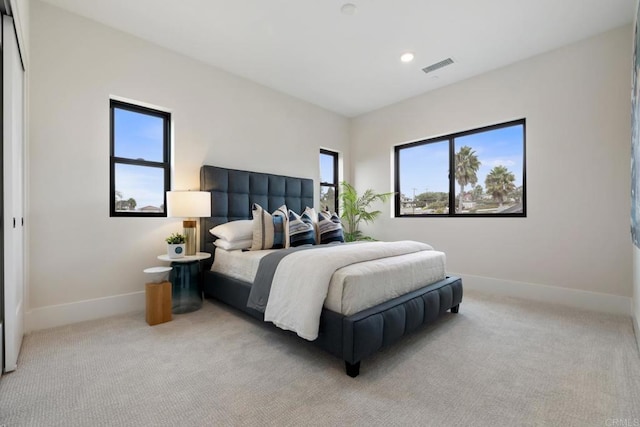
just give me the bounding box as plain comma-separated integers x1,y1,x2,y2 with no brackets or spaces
199,165,314,262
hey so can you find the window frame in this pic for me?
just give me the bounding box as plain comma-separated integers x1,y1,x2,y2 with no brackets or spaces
319,149,339,213
109,99,171,217
394,118,526,218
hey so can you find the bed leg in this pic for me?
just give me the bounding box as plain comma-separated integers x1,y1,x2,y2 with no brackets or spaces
451,304,460,313
345,361,360,378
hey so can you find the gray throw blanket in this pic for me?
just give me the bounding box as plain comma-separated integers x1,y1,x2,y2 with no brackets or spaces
246,246,313,312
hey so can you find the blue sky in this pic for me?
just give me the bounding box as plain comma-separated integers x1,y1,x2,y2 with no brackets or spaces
114,108,165,208
320,152,335,183
115,164,165,208
114,108,522,208
398,124,524,197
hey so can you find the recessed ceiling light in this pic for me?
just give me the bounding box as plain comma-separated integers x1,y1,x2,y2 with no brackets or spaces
400,52,415,63
341,3,357,15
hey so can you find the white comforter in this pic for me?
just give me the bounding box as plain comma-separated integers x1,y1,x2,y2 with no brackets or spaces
263,240,435,341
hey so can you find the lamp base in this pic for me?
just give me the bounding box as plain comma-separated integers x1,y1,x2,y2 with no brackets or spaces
183,220,197,256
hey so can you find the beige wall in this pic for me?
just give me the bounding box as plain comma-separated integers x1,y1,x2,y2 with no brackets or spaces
27,1,636,328
633,247,640,349
351,26,633,299
633,0,640,350
28,1,349,312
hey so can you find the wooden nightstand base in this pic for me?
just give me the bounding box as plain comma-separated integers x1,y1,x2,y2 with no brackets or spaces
145,281,172,325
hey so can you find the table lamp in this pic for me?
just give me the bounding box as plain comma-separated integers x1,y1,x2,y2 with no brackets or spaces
166,190,211,256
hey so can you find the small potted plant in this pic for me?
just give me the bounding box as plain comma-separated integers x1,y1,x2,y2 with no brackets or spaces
166,232,186,259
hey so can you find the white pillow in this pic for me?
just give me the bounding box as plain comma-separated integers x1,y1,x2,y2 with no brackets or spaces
213,239,252,251
209,220,253,242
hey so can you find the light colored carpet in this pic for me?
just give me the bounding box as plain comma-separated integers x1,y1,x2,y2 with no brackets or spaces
1,291,639,426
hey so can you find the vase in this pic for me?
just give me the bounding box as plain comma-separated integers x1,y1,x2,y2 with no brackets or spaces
167,243,185,259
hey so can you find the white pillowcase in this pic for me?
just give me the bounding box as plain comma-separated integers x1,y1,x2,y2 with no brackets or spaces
213,239,252,251
209,220,253,242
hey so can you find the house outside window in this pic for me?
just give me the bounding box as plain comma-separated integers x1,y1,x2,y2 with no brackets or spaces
320,149,339,213
395,119,526,217
110,99,171,217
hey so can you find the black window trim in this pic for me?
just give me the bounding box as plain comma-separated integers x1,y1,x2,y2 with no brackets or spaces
109,99,171,217
320,148,339,213
394,118,527,218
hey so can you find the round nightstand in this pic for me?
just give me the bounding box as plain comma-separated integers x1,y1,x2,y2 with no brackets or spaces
158,252,212,314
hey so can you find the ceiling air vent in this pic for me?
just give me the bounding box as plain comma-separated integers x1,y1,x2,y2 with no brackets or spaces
422,58,454,74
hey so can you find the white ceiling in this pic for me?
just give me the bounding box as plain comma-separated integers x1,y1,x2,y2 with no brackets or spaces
42,0,635,117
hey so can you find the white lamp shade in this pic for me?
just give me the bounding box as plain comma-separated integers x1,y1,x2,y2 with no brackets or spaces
166,191,211,218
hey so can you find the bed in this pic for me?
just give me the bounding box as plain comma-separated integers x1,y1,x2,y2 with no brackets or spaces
199,165,463,377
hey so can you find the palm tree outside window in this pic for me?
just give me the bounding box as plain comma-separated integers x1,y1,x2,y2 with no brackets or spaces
455,146,481,213
394,119,526,217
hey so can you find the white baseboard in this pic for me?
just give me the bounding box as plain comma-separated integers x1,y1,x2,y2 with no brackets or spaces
0,323,3,375
452,272,632,316
26,291,145,332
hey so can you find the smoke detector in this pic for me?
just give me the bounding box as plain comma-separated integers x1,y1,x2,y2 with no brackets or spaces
341,3,357,15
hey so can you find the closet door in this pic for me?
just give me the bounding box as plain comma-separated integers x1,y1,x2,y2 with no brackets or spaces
3,14,25,373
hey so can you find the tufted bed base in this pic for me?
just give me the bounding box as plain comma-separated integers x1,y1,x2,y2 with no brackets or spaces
199,165,463,377
203,271,462,377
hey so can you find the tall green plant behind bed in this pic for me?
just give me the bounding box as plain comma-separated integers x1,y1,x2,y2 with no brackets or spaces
339,182,394,242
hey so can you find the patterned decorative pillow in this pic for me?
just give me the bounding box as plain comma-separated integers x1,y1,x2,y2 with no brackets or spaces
289,210,316,247
303,206,319,242
318,211,345,244
251,204,289,250
271,205,289,249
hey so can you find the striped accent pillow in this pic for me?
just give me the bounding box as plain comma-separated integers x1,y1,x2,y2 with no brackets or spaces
318,211,345,244
250,204,289,250
303,206,319,243
288,210,316,247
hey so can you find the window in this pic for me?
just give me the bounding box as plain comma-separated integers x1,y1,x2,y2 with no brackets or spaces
395,119,526,217
110,99,171,217
319,149,339,213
